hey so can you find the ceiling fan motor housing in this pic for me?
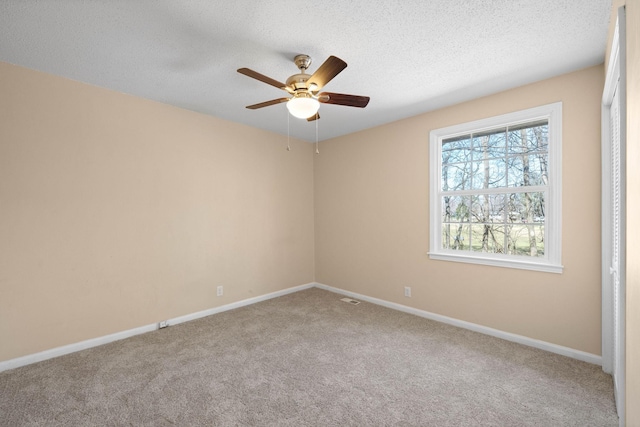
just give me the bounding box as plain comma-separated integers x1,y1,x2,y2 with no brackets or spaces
286,73,311,91
287,54,316,92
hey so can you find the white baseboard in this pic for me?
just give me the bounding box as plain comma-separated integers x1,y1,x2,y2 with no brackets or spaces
313,282,603,366
164,282,314,327
0,282,315,373
1,281,601,372
0,323,158,373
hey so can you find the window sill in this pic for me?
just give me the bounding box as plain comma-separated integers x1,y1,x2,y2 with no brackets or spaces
428,252,563,274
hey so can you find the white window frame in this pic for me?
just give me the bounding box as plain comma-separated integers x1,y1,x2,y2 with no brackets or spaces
429,102,563,273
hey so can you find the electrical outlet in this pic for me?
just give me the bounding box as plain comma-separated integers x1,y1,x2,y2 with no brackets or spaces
159,320,168,329
217,285,223,297
404,286,411,297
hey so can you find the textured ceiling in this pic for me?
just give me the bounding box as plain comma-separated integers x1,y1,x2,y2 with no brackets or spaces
0,1,611,141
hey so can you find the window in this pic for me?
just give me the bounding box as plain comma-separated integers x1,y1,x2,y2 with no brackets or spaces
429,103,562,273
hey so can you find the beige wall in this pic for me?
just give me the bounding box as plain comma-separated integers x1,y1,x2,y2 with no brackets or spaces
315,65,604,355
0,62,315,362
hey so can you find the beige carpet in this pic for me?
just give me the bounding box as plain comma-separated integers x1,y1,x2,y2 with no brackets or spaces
0,288,618,426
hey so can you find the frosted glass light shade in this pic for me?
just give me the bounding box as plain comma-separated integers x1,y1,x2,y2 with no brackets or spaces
287,96,320,119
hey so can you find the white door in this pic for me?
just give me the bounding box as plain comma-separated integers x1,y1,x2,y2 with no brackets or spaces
609,82,625,420
602,8,625,424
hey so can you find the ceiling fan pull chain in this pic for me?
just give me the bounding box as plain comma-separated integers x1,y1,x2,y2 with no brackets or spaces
287,110,291,151
315,115,319,154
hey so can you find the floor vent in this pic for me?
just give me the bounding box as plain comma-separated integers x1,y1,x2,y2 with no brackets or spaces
340,297,361,305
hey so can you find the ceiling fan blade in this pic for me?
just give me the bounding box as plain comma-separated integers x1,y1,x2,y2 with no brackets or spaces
318,92,370,108
307,56,347,90
246,98,290,109
237,68,288,91
307,113,320,122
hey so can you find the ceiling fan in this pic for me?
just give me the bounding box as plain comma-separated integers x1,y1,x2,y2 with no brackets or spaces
237,54,370,121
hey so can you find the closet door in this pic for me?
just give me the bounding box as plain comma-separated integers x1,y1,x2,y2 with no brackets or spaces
609,83,625,419
602,7,625,423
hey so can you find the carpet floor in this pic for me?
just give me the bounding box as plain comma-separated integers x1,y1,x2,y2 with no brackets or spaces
0,288,618,426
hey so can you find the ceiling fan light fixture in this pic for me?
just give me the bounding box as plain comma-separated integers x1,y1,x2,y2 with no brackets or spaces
239,55,368,121
287,94,320,119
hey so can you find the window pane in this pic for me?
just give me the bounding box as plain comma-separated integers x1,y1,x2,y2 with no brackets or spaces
508,154,548,187
470,195,487,223
441,224,454,249
472,129,506,160
530,125,549,152
442,196,469,222
507,192,545,223
442,224,469,250
508,122,548,154
471,224,505,253
470,194,507,223
507,156,523,187
488,194,507,222
506,194,523,223
471,159,506,189
442,136,471,164
443,162,471,191
470,194,506,224
527,153,548,186
506,224,545,257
